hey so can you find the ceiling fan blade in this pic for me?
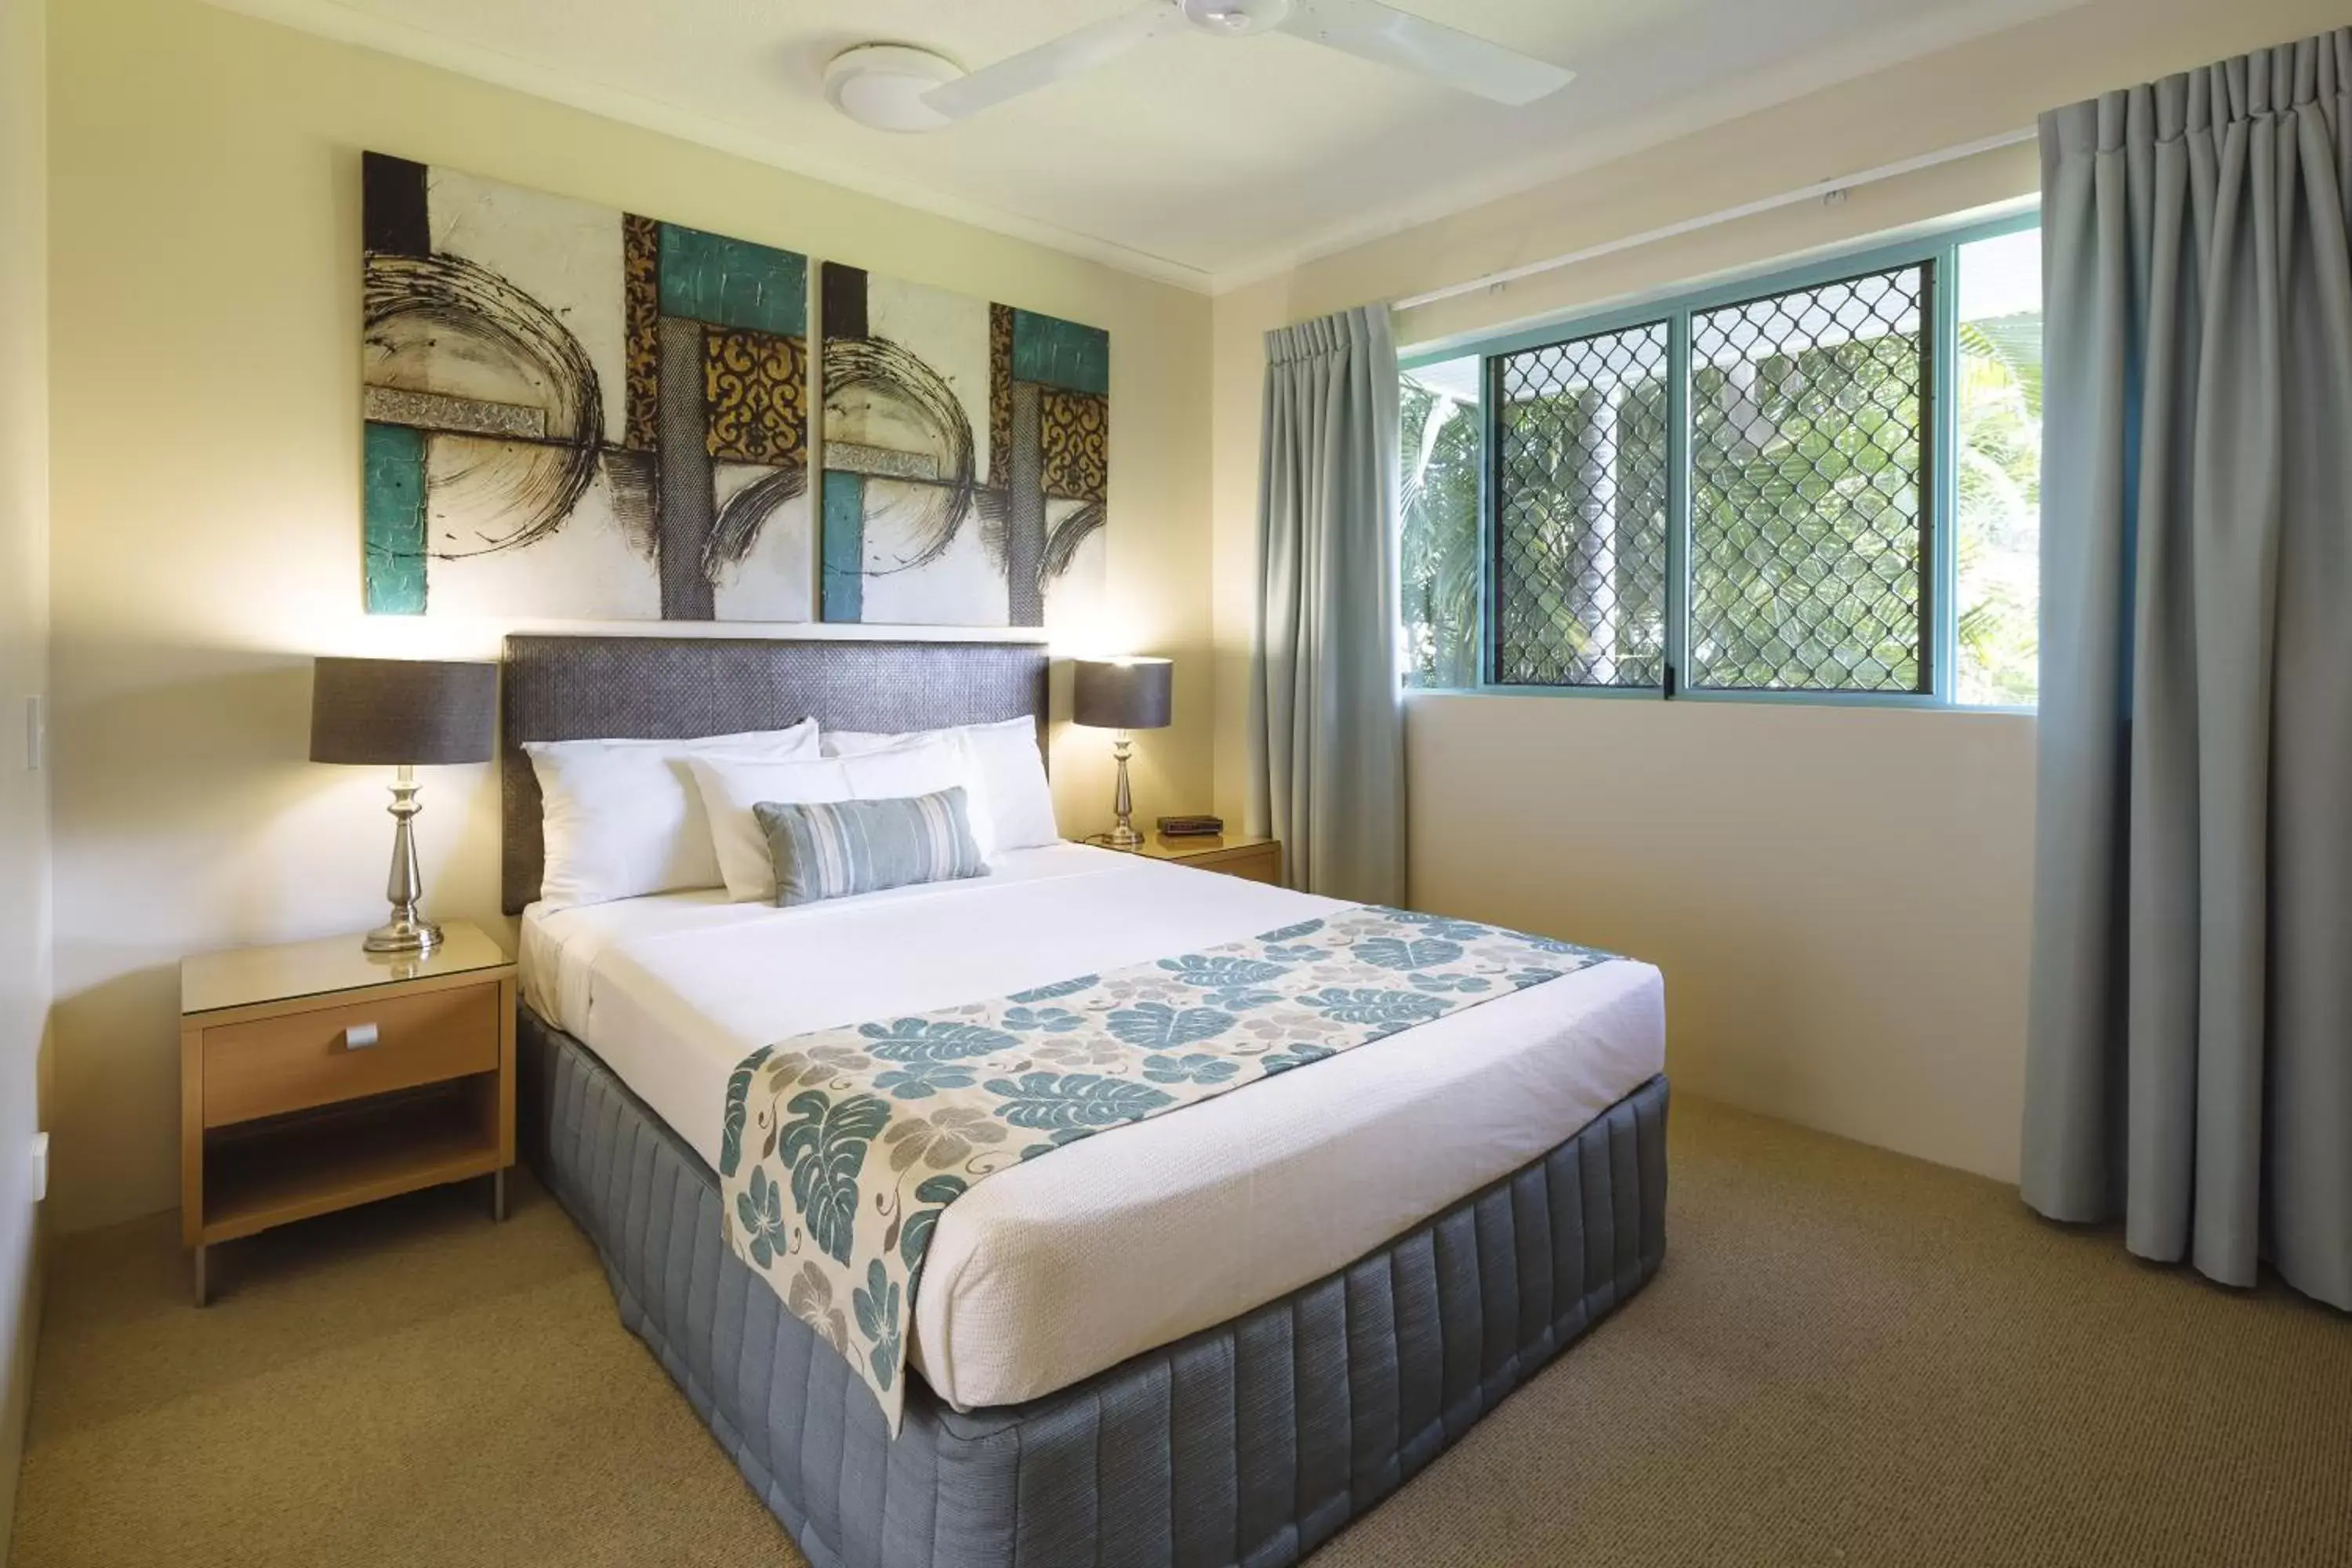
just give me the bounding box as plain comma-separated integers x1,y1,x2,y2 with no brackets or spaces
1277,0,1573,106
924,2,1191,121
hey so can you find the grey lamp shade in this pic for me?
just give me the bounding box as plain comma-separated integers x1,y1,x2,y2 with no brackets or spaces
309,656,498,766
1071,657,1173,731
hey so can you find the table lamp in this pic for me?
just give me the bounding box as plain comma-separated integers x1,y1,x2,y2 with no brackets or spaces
309,656,498,954
1071,656,1172,851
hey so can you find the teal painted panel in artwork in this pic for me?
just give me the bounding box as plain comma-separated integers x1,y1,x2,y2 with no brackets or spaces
1011,310,1109,396
821,470,865,623
659,223,808,338
363,421,427,615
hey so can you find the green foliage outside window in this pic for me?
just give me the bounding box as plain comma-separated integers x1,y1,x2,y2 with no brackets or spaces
1953,234,2042,707
1400,371,1481,688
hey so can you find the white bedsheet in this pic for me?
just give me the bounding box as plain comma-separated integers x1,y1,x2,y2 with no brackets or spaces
521,844,1664,1410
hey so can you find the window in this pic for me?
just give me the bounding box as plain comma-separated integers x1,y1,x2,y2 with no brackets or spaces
1397,214,2041,707
1399,358,1481,688
1688,264,1928,692
1492,323,1670,688
1953,228,2043,706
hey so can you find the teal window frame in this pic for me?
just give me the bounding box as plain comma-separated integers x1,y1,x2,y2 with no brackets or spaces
1401,206,2041,710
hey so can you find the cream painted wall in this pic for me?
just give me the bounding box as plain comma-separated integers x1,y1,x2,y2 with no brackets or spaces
45,0,1214,1232
1210,0,2349,1183
0,0,52,1548
1408,698,2036,1180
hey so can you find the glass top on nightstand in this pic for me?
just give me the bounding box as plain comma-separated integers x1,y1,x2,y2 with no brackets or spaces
180,921,511,1016
1127,833,1275,860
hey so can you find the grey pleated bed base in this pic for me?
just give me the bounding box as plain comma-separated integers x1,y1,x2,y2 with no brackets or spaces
519,1006,1668,1568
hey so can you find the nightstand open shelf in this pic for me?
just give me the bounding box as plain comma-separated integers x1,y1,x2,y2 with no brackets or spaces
200,1077,505,1245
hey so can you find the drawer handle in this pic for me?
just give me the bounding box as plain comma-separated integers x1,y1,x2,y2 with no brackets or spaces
343,1023,381,1051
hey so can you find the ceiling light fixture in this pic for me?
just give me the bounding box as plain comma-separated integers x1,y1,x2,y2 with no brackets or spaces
1183,0,1287,34
823,44,966,134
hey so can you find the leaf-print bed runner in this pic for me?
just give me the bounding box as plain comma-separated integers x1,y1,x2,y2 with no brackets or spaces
717,904,1613,1430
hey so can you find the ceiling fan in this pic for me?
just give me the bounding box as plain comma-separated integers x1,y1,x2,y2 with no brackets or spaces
823,0,1574,132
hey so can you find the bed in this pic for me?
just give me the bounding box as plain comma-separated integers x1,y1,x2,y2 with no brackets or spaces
504,633,1668,1568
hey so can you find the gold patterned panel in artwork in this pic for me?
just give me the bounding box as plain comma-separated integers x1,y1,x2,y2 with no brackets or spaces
989,302,1014,490
622,213,661,452
704,328,807,466
1040,388,1107,503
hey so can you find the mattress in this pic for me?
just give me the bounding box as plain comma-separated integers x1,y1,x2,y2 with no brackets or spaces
520,844,1664,1410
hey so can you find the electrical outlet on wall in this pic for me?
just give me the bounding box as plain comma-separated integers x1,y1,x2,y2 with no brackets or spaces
29,1131,47,1203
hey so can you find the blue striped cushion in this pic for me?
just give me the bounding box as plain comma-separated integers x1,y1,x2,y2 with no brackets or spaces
753,787,988,908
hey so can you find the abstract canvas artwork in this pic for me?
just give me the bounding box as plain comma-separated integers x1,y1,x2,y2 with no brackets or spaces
819,263,1108,627
361,153,812,619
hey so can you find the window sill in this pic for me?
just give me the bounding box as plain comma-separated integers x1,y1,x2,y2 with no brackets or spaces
1403,684,2036,716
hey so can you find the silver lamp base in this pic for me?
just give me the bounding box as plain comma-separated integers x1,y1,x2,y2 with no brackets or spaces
1105,731,1144,849
364,764,441,955
363,913,443,955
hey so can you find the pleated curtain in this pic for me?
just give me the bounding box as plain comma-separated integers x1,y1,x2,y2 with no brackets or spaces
2024,29,2352,1308
1249,305,1406,904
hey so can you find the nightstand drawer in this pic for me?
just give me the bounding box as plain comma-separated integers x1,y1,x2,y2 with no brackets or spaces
1171,841,1280,883
1203,843,1282,884
201,982,499,1127
1127,833,1283,883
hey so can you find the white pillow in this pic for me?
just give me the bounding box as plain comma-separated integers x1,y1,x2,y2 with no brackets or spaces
526,722,818,909
824,718,1058,853
840,736,994,859
694,738,985,902
959,717,1060,851
688,753,856,905
822,726,948,758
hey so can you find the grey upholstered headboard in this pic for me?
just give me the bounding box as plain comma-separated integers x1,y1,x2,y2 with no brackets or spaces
500,634,1051,914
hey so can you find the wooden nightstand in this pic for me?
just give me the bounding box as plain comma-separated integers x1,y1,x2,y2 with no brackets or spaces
179,921,517,1305
1127,833,1283,884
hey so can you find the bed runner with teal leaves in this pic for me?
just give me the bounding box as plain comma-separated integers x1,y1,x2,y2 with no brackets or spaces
716,904,1613,1431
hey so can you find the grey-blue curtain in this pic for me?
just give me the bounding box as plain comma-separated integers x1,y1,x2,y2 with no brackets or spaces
2024,30,2352,1309
1249,305,1406,903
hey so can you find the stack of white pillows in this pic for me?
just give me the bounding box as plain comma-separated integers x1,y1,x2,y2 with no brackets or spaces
523,716,1061,911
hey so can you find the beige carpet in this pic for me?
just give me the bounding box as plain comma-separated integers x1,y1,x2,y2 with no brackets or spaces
11,1098,2352,1567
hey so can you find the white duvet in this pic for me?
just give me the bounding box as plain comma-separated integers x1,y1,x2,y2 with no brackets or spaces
521,844,1664,1410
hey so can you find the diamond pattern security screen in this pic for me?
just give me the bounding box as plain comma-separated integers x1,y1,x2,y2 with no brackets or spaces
1493,322,1671,687
1689,264,1931,691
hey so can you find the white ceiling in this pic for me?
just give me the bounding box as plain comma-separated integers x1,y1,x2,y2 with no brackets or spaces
231,0,2074,289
